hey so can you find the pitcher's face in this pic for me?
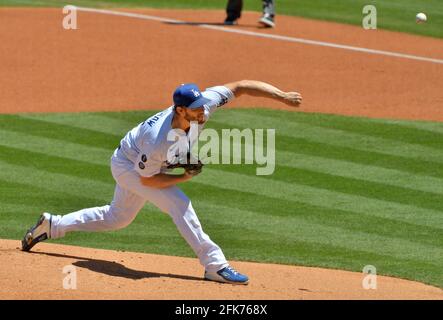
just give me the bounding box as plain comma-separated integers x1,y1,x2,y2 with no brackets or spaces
177,106,206,124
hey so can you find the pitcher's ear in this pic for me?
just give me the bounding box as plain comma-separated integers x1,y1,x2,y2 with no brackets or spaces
174,105,186,115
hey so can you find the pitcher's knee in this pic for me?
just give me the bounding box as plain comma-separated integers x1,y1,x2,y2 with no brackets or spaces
107,205,137,230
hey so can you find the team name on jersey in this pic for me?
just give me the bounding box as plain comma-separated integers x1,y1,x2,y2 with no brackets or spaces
142,111,164,127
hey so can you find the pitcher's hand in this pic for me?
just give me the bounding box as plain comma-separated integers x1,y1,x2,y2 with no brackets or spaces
282,92,302,107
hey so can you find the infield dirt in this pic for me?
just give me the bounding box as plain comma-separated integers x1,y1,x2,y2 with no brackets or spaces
1,8,442,120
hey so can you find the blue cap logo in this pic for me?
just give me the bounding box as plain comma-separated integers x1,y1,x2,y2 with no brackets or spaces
173,83,211,109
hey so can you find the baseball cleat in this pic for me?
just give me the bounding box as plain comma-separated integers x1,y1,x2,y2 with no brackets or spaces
21,213,52,252
204,266,249,285
224,18,238,26
258,14,275,28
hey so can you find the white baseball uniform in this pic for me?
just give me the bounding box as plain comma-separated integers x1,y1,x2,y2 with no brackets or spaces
49,86,234,273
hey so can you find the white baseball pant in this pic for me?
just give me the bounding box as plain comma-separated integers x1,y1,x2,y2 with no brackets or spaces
49,152,228,273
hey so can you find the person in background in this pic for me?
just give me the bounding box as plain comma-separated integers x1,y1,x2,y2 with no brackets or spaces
225,0,275,28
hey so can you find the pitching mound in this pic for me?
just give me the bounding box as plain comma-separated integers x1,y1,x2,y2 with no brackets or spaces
0,240,441,299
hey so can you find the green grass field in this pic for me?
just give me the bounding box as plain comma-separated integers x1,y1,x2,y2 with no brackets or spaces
1,109,442,288
2,0,442,38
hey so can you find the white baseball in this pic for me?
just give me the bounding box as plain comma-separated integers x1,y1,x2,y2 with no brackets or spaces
416,13,427,23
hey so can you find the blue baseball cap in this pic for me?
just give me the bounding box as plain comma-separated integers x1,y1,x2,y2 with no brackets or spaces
173,83,211,109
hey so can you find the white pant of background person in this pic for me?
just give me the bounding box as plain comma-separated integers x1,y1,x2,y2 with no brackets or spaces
49,148,229,273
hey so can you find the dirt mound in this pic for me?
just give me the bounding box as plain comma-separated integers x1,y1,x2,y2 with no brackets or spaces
0,240,441,299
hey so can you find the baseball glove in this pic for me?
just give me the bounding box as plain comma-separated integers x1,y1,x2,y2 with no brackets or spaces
166,152,203,176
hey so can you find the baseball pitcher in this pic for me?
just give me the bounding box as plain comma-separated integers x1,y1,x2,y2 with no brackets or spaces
21,80,302,285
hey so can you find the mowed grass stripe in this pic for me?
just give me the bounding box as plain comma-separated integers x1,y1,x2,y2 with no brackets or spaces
278,153,443,195
20,113,137,137
215,163,443,213
0,179,103,216
272,135,443,179
219,140,443,195
233,108,443,141
205,138,443,213
374,118,443,135
275,111,443,149
209,110,443,163
210,121,443,166
192,201,443,265
194,169,442,229
0,203,42,215
0,115,121,151
185,183,442,247
0,144,112,184
0,160,114,202
197,203,443,287
0,129,112,166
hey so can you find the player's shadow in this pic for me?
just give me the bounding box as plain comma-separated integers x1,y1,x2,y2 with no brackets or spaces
164,21,264,29
30,251,204,282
